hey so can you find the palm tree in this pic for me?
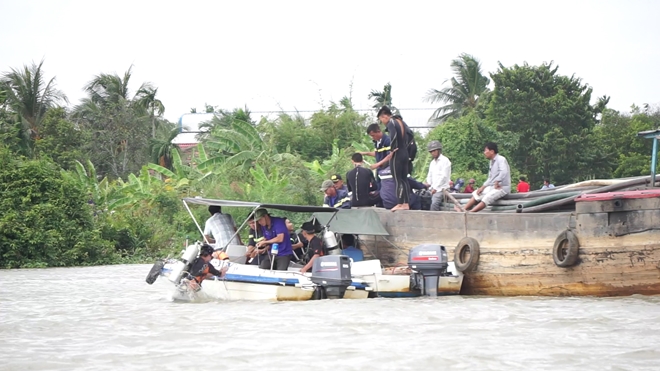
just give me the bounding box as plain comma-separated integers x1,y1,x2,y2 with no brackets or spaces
368,83,398,113
424,53,490,123
149,127,180,169
135,86,165,138
2,60,67,141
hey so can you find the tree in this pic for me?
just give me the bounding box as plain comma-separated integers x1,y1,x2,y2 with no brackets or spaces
72,67,155,178
34,108,89,170
487,62,609,186
135,86,165,138
1,60,67,148
149,127,181,169
424,53,489,124
0,148,116,268
368,83,398,114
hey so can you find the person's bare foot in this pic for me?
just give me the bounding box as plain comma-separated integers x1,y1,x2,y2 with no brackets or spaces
454,205,465,212
391,204,402,211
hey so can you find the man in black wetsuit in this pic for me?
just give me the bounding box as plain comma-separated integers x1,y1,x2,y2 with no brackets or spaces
189,244,226,286
378,106,410,211
346,153,378,207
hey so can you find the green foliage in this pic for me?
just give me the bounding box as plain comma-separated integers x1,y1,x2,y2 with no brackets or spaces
595,108,660,177
425,53,490,123
0,149,117,268
487,62,609,186
34,108,88,169
425,112,501,175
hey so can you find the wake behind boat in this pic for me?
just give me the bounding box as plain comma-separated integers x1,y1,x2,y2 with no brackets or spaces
145,198,463,301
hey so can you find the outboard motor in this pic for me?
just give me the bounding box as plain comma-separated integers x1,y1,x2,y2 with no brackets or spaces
323,227,341,255
408,244,449,296
168,243,200,284
311,255,352,299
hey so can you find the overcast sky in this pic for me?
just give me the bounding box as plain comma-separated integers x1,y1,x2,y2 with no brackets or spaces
1,0,659,127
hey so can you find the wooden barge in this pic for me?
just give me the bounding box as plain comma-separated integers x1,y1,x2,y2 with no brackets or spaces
362,185,660,297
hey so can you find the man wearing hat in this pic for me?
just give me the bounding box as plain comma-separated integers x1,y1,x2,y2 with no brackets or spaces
253,208,294,270
321,179,351,209
299,221,328,274
331,174,348,193
423,140,451,211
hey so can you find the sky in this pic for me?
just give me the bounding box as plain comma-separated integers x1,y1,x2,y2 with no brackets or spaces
1,0,659,128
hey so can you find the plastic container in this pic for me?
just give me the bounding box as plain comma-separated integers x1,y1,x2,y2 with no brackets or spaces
271,243,279,255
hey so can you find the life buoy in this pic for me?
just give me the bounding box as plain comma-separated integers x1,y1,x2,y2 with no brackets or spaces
454,237,480,272
145,260,165,284
553,230,580,267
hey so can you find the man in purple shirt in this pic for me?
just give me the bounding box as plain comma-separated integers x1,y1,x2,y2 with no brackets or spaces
254,208,293,270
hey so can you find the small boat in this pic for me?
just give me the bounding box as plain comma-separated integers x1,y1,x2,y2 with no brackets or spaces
145,198,463,301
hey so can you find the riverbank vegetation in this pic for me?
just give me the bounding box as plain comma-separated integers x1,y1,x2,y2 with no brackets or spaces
2,56,659,268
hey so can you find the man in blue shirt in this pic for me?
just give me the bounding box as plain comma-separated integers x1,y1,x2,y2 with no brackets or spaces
321,180,351,209
254,208,293,270
340,234,363,262
360,123,392,175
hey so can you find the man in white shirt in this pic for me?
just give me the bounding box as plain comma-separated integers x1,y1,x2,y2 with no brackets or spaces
423,140,451,211
204,205,241,249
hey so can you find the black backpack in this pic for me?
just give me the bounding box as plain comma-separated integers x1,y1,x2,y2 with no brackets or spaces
393,115,417,162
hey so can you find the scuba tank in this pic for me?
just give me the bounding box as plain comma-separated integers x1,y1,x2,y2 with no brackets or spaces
323,227,338,250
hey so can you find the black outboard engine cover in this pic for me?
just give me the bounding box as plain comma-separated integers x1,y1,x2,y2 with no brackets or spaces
408,244,449,297
311,255,352,299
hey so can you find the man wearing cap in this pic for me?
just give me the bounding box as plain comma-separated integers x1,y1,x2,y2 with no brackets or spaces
321,180,351,209
254,208,293,270
423,140,451,211
189,244,226,288
299,221,328,274
331,174,348,193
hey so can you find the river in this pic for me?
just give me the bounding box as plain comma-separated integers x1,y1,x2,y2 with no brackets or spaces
1,264,659,370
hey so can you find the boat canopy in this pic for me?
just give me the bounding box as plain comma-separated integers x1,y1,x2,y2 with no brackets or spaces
312,209,390,236
183,197,338,213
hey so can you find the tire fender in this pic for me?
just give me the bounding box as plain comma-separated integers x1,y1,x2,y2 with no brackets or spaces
553,230,580,267
145,260,165,284
454,237,480,272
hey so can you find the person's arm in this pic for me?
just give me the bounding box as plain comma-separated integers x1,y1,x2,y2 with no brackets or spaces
408,177,426,190
322,195,330,207
482,160,498,188
336,190,351,209
490,157,509,189
360,151,376,157
369,171,377,192
434,158,451,191
203,221,215,243
207,263,224,277
257,233,284,247
346,171,353,193
300,254,319,273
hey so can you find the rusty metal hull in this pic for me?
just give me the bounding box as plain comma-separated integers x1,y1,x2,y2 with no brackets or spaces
362,196,660,297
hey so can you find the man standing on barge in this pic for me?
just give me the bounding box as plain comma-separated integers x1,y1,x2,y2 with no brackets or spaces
460,142,511,213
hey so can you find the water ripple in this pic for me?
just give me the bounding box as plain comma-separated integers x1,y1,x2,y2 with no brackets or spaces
1,265,659,371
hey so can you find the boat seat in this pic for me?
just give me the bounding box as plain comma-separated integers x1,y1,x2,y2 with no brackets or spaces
225,244,248,264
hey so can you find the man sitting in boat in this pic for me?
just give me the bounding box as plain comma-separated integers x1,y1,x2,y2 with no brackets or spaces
189,244,226,287
321,180,351,209
246,214,266,266
203,205,241,248
460,142,511,212
286,218,305,262
340,234,363,262
254,208,294,270
299,222,328,273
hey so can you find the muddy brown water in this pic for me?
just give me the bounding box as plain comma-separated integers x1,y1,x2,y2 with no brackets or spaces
1,264,659,370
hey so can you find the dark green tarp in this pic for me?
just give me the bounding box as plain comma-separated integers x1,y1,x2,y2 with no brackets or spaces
312,209,389,236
